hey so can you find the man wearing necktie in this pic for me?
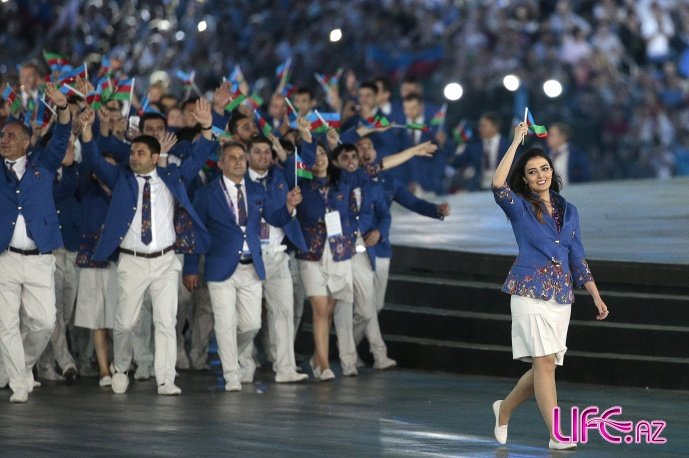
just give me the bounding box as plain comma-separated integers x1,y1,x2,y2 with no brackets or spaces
244,136,309,384
0,84,71,403
183,142,301,391
79,99,215,396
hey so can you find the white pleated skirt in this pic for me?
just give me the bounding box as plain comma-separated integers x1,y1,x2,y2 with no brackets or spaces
510,295,572,366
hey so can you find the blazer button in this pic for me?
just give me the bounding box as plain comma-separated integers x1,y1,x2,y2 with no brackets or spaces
17,206,22,210
16,189,20,194
119,237,123,240
133,207,137,210
237,251,242,255
555,240,560,244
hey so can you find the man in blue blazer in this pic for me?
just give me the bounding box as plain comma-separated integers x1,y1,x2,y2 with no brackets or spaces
452,112,510,192
244,136,310,384
0,84,71,403
79,98,216,396
183,141,301,391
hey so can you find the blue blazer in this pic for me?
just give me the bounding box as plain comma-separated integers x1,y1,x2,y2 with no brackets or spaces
0,121,71,252
453,136,510,191
54,164,82,252
493,183,594,304
183,177,292,281
567,145,592,183
398,123,452,195
81,136,215,261
248,165,308,252
374,172,443,258
346,178,390,269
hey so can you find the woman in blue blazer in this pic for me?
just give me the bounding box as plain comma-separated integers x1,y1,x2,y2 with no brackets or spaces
490,123,609,451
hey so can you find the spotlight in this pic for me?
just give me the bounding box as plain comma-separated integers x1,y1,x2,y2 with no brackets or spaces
443,82,463,101
329,29,342,42
197,20,207,32
543,79,563,98
503,74,520,92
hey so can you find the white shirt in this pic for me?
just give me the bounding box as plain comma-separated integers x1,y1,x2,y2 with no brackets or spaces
552,144,570,186
406,115,425,145
480,134,501,189
120,169,176,253
7,156,37,250
222,176,250,254
249,169,286,248
379,102,392,117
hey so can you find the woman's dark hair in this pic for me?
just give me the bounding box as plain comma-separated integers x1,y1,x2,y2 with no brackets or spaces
508,147,562,223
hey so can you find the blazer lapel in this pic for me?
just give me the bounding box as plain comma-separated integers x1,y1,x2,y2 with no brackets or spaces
213,180,239,228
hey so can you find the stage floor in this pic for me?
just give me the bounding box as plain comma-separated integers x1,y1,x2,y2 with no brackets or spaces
390,177,689,265
0,367,685,456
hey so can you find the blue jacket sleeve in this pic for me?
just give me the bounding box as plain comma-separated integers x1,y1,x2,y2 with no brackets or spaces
339,126,361,145
371,189,391,240
81,139,120,189
492,183,526,221
40,121,72,172
183,190,208,276
567,206,594,287
212,110,231,130
54,164,79,202
392,177,441,219
180,137,215,183
96,135,130,164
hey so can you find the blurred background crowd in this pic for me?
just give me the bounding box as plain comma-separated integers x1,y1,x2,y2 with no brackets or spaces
2,0,689,185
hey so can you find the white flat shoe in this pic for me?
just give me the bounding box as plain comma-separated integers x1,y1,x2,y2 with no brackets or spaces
549,439,577,450
493,400,508,444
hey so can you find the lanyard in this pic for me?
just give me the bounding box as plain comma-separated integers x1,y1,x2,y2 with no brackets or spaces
219,178,242,226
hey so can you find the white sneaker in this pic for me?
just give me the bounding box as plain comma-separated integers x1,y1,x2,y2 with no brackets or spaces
111,372,129,394
38,366,64,382
225,375,242,392
239,360,256,384
275,370,309,383
493,400,508,444
342,363,358,377
134,364,154,381
309,357,321,378
319,368,335,381
548,439,577,450
157,382,182,395
10,389,28,403
99,376,112,387
25,371,40,393
373,356,397,371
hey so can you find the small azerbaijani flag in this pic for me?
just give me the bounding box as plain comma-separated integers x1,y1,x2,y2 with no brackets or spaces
275,58,291,82
211,126,233,141
43,51,70,72
245,93,264,110
295,152,313,180
98,77,114,101
176,70,195,92
58,63,87,85
2,83,22,115
429,104,447,127
254,110,272,137
98,55,112,78
229,65,244,86
365,113,390,129
86,87,102,110
452,120,473,144
526,110,548,138
224,84,247,111
34,93,51,128
405,121,428,132
136,96,164,116
111,78,133,101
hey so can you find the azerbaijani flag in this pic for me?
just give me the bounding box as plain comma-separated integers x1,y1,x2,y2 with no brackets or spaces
429,103,447,127
111,78,133,101
86,88,102,110
254,110,272,137
405,122,428,132
281,82,297,99
136,96,164,116
526,111,548,138
58,63,87,85
365,114,390,129
2,84,22,115
34,94,51,128
211,126,233,140
98,77,114,101
295,152,313,180
228,65,244,86
176,70,195,92
224,85,247,111
452,120,473,144
43,51,70,72
275,59,291,81
245,93,264,110
98,55,112,77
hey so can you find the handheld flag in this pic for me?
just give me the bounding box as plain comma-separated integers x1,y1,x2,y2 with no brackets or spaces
364,114,390,129
295,152,313,180
254,110,273,137
43,51,70,72
111,78,133,101
429,103,447,128
2,84,22,115
452,120,473,144
526,110,548,138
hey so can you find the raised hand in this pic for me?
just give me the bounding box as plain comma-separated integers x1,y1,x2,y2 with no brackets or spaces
513,122,529,145
413,141,438,157
192,97,212,128
79,108,96,141
268,133,287,163
159,131,178,155
213,82,233,114
286,186,302,212
296,116,312,143
44,83,67,108
326,127,340,151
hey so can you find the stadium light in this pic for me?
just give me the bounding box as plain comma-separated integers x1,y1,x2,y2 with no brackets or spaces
175,31,185,41
329,28,342,42
197,20,207,32
503,74,520,92
443,82,463,101
158,19,172,31
543,79,563,98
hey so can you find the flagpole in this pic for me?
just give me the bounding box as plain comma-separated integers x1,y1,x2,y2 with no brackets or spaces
40,95,57,117
438,103,447,132
313,73,329,93
84,61,88,82
62,84,86,99
522,106,528,145
126,77,136,121
294,146,298,190
284,96,297,114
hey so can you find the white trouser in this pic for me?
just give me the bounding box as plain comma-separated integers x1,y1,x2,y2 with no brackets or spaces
175,255,214,366
114,252,179,385
39,248,78,373
261,250,298,373
352,255,389,360
289,251,306,340
207,264,262,382
132,293,154,369
373,257,391,313
332,299,356,368
0,251,56,393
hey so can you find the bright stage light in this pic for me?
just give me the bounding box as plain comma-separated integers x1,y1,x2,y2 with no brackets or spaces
197,20,207,32
543,79,563,98
503,74,520,92
444,82,463,101
329,29,342,42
